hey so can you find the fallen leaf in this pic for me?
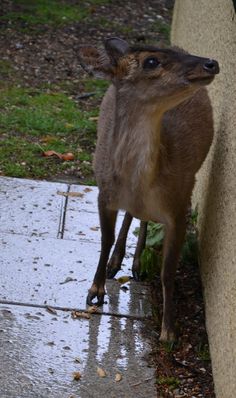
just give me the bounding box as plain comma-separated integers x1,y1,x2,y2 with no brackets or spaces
42,150,62,159
71,311,91,320
74,357,81,363
73,371,82,381
83,187,93,193
42,150,75,161
115,373,122,382
61,152,75,161
57,191,84,198
87,305,100,314
90,226,100,231
97,367,106,378
117,276,130,285
46,306,58,315
89,116,98,121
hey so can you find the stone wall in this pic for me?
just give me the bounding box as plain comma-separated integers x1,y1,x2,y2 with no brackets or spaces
171,1,236,397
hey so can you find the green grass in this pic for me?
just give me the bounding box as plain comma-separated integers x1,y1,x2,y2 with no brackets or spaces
0,60,15,79
0,0,89,30
156,376,180,390
197,343,211,361
0,87,98,136
83,78,109,98
151,20,171,43
0,86,98,182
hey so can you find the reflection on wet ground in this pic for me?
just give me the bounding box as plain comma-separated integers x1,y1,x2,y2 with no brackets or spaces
0,177,156,397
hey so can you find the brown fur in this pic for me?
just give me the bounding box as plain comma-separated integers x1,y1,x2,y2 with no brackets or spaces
79,38,219,341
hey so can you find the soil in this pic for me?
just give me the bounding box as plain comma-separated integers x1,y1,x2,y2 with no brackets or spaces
0,1,215,397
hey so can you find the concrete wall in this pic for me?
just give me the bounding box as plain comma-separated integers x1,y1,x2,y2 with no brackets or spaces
171,1,236,397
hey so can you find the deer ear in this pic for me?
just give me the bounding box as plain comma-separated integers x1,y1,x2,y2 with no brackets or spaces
78,45,113,79
104,37,130,64
78,38,130,80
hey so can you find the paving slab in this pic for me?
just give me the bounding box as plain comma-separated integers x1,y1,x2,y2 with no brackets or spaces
0,177,67,238
0,305,156,398
0,233,151,318
0,177,156,398
64,184,140,246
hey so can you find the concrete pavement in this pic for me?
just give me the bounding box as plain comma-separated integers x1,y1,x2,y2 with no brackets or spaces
0,177,156,398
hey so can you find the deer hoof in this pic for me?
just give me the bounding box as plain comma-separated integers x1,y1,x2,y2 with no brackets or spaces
106,258,121,279
86,287,105,306
132,270,140,281
159,327,176,343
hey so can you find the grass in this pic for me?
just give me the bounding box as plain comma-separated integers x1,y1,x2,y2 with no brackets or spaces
0,86,98,182
0,0,89,30
156,376,180,390
197,343,211,361
83,78,109,98
151,20,171,43
0,60,15,79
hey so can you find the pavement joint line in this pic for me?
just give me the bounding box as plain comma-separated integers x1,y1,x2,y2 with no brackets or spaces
57,184,70,239
0,300,151,321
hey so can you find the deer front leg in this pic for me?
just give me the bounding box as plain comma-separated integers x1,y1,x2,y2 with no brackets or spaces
107,212,133,279
87,194,117,306
132,221,148,280
160,216,187,342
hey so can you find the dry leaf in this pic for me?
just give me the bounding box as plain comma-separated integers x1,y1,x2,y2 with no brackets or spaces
115,373,122,382
89,116,99,121
90,226,100,231
42,150,75,161
83,187,93,193
71,310,91,320
46,306,58,315
43,150,61,158
97,367,106,378
117,276,130,285
73,371,82,381
61,152,75,161
87,305,100,314
57,191,84,198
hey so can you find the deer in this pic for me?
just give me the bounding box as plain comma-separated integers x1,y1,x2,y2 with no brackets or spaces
78,37,219,341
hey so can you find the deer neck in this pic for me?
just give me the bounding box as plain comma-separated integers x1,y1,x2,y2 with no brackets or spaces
113,89,164,190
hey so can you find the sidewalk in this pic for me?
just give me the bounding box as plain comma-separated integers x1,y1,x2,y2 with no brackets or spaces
0,177,156,398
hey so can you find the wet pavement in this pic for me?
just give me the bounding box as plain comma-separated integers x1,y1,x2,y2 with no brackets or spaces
0,177,156,398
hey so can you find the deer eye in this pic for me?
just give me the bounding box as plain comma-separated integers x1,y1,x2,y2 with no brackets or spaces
143,56,160,70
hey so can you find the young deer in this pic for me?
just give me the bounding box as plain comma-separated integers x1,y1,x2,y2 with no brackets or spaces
79,38,219,341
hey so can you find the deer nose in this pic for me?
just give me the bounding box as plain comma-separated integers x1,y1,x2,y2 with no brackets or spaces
203,59,219,74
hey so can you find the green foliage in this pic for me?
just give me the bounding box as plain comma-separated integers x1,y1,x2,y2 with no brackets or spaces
151,20,171,43
181,230,198,265
0,0,89,29
197,342,210,361
83,78,109,98
146,222,164,248
139,247,161,281
133,210,199,281
0,87,97,137
156,376,180,390
0,86,97,182
0,60,14,79
160,340,176,353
